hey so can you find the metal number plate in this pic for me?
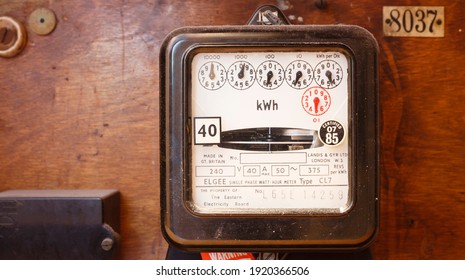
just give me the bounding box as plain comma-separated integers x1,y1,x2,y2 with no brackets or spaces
383,6,444,37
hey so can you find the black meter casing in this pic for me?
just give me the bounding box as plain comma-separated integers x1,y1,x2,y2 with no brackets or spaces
160,25,379,252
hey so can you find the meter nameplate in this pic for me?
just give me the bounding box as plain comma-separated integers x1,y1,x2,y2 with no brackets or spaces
190,50,351,215
383,6,444,37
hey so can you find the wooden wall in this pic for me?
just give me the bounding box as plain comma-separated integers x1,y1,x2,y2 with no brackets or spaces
1,0,464,259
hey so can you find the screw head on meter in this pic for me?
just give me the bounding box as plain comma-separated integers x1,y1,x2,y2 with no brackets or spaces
160,24,379,251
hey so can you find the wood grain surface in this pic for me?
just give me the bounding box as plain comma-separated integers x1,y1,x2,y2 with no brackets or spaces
1,0,465,259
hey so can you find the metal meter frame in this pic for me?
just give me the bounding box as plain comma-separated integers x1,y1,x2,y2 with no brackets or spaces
160,20,379,251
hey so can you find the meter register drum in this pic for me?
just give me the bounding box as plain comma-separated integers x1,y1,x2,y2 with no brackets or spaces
218,127,323,151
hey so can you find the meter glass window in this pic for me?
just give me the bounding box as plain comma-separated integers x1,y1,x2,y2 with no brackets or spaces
189,49,351,215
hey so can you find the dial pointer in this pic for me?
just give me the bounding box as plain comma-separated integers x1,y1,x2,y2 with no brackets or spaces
209,62,215,80
293,71,303,86
314,97,320,114
266,70,273,86
325,70,334,85
238,64,245,79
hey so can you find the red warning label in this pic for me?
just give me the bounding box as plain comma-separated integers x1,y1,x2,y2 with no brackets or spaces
201,252,255,260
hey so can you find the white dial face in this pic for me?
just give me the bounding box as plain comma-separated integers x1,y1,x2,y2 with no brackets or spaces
256,60,284,90
314,60,343,89
198,61,227,90
285,60,313,89
227,61,255,90
190,50,350,215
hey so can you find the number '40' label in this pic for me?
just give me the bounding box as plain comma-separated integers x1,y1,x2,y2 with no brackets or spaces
194,117,221,145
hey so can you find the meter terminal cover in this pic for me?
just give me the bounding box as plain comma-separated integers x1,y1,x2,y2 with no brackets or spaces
160,25,379,252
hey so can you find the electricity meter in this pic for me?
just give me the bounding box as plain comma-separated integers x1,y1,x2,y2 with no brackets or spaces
160,5,379,251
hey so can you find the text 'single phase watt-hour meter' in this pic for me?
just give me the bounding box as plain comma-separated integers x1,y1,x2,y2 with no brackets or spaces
160,5,379,251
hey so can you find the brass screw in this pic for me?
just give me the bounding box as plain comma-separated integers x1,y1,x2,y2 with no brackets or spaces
101,238,114,251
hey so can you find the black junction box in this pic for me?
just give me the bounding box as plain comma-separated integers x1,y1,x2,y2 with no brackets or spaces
0,189,120,259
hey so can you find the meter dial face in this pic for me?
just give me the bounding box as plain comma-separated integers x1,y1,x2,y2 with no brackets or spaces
256,60,284,90
198,61,227,90
227,61,255,90
190,50,350,215
285,60,313,89
302,87,331,116
314,60,343,89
